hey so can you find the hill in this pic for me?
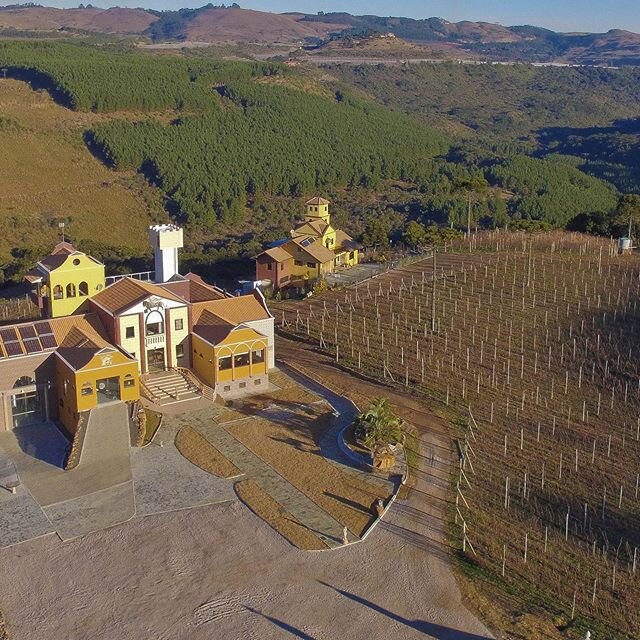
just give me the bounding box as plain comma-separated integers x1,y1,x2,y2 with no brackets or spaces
0,6,156,35
2,5,640,65
0,77,166,281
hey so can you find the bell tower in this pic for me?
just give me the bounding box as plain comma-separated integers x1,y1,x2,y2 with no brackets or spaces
305,197,331,225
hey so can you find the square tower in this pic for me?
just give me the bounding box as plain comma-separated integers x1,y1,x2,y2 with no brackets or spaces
305,197,331,224
148,224,184,283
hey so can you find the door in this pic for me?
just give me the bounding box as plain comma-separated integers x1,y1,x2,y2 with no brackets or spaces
11,389,43,428
96,377,121,404
147,348,165,371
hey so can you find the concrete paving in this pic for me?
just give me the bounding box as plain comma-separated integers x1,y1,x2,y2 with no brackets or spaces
0,485,53,548
131,442,235,517
43,481,134,541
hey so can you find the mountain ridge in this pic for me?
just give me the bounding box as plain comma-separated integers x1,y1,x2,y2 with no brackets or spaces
1,4,640,65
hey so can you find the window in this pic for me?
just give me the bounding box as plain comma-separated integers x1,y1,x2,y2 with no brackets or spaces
224,385,231,392
254,379,262,386
66,283,76,298
73,258,81,266
125,326,135,339
294,260,303,267
174,318,184,331
307,262,315,268
252,349,265,364
239,382,246,389
267,263,273,271
234,352,250,368
53,285,63,300
176,344,185,359
279,263,284,271
145,310,164,335
349,251,355,260
123,376,135,388
14,376,35,388
81,386,93,396
218,356,232,371
79,281,88,296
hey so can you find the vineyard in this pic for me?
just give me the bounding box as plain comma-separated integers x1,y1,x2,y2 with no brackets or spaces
274,231,640,639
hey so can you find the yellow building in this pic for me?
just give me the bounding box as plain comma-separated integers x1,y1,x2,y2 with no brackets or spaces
56,341,139,434
25,241,106,318
255,197,359,291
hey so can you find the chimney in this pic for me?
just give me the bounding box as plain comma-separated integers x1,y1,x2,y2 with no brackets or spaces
148,224,184,283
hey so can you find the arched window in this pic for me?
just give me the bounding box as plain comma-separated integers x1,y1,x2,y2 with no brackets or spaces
66,283,76,298
53,285,63,300
79,281,89,296
145,310,164,335
14,376,35,388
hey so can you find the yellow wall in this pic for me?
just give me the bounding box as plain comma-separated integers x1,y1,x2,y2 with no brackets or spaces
118,314,140,369
169,306,190,368
337,248,359,267
47,253,106,318
191,330,268,387
55,350,139,433
306,203,330,223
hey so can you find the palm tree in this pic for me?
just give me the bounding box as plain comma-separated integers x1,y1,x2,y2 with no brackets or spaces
354,397,403,450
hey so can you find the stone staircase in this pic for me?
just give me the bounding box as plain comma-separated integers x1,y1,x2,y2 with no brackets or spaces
141,370,202,406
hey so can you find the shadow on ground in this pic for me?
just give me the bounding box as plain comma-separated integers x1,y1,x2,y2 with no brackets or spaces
319,581,493,639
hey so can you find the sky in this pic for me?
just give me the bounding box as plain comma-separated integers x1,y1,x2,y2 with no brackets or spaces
3,0,640,33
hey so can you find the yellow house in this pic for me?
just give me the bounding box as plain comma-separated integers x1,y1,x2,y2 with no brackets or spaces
191,316,268,394
255,196,359,291
55,340,139,434
25,241,106,318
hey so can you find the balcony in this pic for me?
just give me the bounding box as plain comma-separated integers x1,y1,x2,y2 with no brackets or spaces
145,334,165,347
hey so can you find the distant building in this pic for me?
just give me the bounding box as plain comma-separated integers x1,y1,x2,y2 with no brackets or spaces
254,197,359,292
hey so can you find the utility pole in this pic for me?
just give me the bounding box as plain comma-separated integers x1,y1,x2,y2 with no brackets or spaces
431,249,437,333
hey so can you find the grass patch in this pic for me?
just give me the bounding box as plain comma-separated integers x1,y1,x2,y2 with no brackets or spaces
143,408,162,444
227,406,391,537
175,425,241,479
235,479,327,551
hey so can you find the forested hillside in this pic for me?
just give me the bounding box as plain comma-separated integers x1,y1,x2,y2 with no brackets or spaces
0,40,633,284
0,41,280,111
89,81,449,225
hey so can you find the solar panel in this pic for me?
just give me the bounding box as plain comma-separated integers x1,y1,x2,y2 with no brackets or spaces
18,325,37,340
40,334,58,349
23,338,42,354
0,327,18,342
35,322,53,336
301,237,313,247
4,341,24,357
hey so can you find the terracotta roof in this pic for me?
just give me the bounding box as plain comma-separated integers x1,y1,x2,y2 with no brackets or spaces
50,313,111,347
292,237,335,264
91,277,186,315
335,229,359,252
306,196,330,205
192,310,235,345
191,290,272,326
292,220,329,237
0,313,109,362
51,241,76,255
259,246,294,263
38,254,69,272
158,277,227,303
24,268,43,284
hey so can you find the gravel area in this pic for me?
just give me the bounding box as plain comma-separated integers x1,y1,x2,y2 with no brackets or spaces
0,500,492,640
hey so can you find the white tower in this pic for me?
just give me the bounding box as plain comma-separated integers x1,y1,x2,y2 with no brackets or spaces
148,224,184,283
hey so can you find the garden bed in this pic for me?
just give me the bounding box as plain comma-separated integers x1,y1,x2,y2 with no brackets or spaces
175,426,241,479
